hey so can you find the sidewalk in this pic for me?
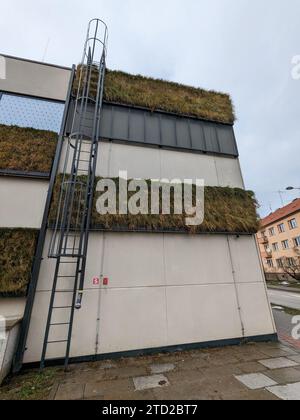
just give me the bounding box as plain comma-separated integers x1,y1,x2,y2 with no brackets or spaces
1,341,300,400
51,341,300,400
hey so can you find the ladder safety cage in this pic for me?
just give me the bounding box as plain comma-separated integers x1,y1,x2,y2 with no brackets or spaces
41,19,108,370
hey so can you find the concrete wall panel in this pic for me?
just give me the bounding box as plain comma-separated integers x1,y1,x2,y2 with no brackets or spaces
0,178,48,229
164,235,233,286
0,298,26,319
98,287,168,354
102,234,164,288
237,283,276,337
228,236,264,284
59,141,244,188
24,233,276,363
166,284,243,346
0,56,71,101
215,156,245,188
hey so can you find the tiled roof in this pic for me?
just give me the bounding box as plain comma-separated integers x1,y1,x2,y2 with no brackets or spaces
261,198,300,227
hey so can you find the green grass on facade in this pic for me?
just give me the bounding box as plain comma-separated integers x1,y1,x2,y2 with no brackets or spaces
50,177,259,234
0,124,57,173
73,67,235,125
0,229,39,297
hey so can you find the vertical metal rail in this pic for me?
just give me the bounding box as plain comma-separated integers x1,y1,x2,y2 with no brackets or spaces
40,19,108,370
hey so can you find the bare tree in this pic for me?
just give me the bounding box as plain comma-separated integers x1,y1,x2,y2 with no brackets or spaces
282,257,300,282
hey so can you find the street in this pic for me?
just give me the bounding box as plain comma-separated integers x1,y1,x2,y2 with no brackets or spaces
268,289,300,311
267,288,300,350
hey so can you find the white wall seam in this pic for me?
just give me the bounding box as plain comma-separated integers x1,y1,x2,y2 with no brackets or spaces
38,280,266,293
226,236,245,338
214,156,221,186
95,232,106,355
162,233,169,346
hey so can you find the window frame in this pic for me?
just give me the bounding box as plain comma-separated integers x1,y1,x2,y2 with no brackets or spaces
281,239,290,250
269,227,275,236
293,236,300,247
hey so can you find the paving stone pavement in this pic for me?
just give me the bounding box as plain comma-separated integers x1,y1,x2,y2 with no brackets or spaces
51,342,300,400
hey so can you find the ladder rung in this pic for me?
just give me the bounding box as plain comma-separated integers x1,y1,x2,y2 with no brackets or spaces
55,290,74,293
50,323,70,326
47,340,68,344
53,306,72,309
60,261,78,264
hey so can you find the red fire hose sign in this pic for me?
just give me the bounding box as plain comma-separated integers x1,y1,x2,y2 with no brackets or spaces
93,277,100,286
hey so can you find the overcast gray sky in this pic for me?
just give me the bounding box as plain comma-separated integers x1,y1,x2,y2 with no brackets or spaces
1,0,299,216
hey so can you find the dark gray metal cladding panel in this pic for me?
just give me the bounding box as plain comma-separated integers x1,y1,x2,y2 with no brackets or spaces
145,113,161,145
100,105,113,139
66,102,239,157
161,115,176,147
129,109,145,143
189,120,206,151
112,107,129,140
176,118,192,149
203,123,220,154
217,125,238,155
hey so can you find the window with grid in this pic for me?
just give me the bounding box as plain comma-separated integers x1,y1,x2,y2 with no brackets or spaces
0,92,64,132
294,236,300,247
288,218,298,230
282,239,290,249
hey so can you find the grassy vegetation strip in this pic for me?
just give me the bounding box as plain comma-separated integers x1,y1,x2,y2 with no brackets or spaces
0,368,64,400
50,177,259,234
73,67,235,124
0,229,39,297
272,305,300,317
0,124,57,173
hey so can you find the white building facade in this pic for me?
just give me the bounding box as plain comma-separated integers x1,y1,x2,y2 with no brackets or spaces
0,56,277,372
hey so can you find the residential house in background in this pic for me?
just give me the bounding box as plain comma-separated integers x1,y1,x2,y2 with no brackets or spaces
257,198,300,280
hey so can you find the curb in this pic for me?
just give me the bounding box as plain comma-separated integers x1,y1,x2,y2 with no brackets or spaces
267,285,300,294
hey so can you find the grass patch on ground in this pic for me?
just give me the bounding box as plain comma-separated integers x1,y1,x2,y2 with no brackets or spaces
0,124,57,173
49,177,259,234
272,305,300,317
0,368,64,400
0,229,39,297
267,280,300,289
73,67,235,124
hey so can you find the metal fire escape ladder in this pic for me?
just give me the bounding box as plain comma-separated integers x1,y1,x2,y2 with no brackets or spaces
40,19,108,370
